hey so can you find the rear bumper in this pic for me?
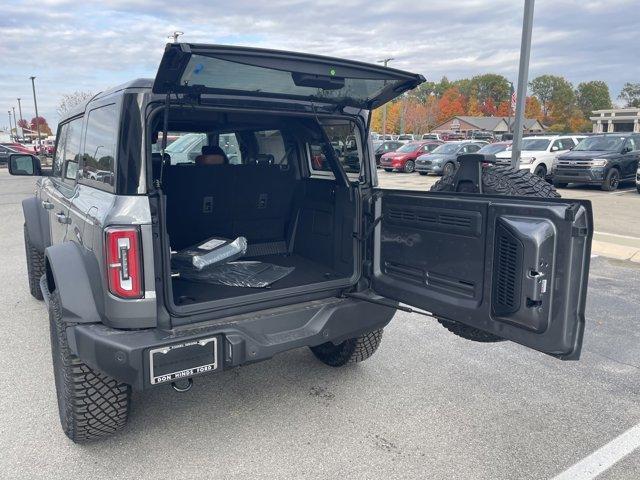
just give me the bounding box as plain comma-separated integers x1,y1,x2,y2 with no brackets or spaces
65,297,396,390
552,167,606,184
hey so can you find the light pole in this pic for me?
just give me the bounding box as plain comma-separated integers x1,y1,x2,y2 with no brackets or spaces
12,106,17,140
510,0,535,168
17,97,24,132
30,76,42,146
377,57,394,138
8,110,14,141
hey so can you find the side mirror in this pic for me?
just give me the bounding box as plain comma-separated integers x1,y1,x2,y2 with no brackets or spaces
8,154,42,176
551,145,559,152
621,147,631,154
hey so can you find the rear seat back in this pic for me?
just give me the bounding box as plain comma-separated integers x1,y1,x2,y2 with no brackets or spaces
163,163,296,250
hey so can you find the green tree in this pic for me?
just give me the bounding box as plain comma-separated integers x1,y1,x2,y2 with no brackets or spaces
576,81,612,116
470,74,510,105
618,82,640,108
529,75,575,123
451,78,473,99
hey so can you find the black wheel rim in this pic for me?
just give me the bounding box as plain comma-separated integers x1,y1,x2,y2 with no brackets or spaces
444,163,454,176
610,171,619,189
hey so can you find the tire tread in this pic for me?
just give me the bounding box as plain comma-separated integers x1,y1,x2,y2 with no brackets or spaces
49,290,130,442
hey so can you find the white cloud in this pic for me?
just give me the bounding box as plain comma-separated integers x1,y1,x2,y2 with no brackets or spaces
1,0,638,128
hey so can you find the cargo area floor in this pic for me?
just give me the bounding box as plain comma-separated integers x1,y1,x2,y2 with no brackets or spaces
172,253,345,305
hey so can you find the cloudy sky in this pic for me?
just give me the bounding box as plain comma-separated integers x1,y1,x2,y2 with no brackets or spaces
1,0,638,129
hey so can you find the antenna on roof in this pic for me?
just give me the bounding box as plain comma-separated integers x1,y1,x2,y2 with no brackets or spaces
168,31,184,43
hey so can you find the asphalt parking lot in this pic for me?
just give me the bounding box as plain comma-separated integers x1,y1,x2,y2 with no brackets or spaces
1,169,640,479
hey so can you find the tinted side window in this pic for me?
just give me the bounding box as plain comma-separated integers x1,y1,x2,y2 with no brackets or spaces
82,104,117,188
53,123,69,178
62,118,83,184
625,138,637,151
310,120,361,175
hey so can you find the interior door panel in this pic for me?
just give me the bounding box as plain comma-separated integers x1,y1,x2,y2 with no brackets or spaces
372,190,592,359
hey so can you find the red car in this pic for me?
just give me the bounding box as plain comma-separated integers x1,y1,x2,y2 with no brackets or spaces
379,141,442,173
1,143,36,154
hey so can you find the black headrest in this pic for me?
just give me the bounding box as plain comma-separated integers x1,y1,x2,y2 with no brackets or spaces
201,145,226,157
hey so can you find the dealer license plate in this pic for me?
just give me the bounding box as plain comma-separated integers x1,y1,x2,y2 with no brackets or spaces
149,337,218,385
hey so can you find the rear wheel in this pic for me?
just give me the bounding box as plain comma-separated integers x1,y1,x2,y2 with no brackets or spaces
384,168,393,172
310,329,383,367
442,161,456,177
533,164,547,179
24,224,45,300
49,290,130,442
419,172,428,176
602,168,620,191
431,165,559,343
404,160,415,173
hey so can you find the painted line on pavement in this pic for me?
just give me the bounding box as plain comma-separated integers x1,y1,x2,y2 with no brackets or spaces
608,188,635,195
594,231,640,241
550,422,640,480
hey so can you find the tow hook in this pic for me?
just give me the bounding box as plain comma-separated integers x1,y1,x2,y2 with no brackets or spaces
171,378,193,393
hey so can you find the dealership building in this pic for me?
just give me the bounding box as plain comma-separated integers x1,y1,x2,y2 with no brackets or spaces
590,108,640,133
433,116,545,135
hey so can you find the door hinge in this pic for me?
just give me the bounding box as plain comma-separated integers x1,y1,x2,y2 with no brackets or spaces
571,226,588,237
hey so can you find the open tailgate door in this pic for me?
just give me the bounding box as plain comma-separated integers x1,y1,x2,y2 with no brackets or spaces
370,189,592,360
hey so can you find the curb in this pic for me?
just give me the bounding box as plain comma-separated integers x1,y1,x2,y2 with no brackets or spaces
591,233,640,263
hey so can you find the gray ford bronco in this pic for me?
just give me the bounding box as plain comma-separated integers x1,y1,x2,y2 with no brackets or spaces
9,43,593,443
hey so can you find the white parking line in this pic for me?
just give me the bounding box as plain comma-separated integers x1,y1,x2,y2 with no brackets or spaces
608,188,635,195
550,422,640,480
594,231,640,241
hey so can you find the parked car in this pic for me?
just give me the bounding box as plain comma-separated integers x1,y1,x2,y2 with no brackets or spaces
415,141,484,176
421,133,441,141
494,135,580,179
374,140,404,165
552,133,640,191
379,141,441,172
478,141,512,156
9,42,592,444
469,130,495,142
441,131,465,141
636,162,640,193
0,144,20,165
1,142,35,155
396,134,415,143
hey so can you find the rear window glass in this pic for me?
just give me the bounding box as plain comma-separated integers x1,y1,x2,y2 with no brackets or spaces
309,120,361,175
155,130,288,166
181,55,393,107
164,133,209,164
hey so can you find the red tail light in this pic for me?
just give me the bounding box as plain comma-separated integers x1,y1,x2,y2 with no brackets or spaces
105,227,143,299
